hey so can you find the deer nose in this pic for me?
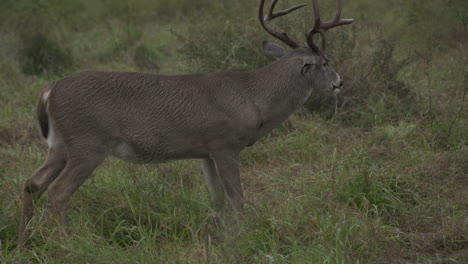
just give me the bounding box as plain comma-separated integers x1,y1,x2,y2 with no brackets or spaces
333,80,343,88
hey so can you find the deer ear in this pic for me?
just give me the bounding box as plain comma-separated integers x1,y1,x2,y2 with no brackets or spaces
262,41,286,61
301,56,318,74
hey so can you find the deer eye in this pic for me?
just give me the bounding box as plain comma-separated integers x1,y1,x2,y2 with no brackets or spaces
323,61,328,67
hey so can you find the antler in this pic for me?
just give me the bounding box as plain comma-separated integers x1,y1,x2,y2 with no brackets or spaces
306,0,353,58
259,0,307,49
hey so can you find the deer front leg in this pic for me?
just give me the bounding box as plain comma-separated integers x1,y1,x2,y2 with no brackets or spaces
202,158,226,211
210,150,243,212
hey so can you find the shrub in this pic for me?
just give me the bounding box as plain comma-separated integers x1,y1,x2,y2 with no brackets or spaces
133,44,161,70
17,33,73,75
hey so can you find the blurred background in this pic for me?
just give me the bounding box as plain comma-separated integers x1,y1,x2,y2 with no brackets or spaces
0,0,467,263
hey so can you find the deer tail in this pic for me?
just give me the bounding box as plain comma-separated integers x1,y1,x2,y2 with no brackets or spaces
36,82,55,139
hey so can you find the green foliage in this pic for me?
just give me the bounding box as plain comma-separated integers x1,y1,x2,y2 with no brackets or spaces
17,33,73,75
176,11,267,72
4,0,74,75
133,44,162,70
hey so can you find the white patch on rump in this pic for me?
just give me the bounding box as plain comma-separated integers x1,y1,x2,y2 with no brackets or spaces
46,119,58,148
43,90,51,102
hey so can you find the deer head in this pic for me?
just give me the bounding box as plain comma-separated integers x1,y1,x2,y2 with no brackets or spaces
259,0,353,93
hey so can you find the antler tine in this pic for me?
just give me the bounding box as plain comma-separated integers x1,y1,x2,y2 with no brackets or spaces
322,0,354,29
312,0,321,26
259,0,307,49
307,0,353,58
269,1,307,19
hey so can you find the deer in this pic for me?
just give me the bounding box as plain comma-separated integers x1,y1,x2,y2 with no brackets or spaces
19,0,353,243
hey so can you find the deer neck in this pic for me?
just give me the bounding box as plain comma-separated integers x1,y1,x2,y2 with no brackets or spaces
244,61,313,132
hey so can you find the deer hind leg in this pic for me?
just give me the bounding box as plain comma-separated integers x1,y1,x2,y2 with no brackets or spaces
19,145,67,244
47,151,106,233
202,158,226,211
210,151,243,212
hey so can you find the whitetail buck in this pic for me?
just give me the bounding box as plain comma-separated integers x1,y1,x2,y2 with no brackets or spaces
19,0,353,243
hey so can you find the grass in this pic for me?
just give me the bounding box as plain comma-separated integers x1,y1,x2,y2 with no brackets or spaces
1,0,467,263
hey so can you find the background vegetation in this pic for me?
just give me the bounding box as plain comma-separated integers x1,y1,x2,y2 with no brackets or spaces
0,0,467,263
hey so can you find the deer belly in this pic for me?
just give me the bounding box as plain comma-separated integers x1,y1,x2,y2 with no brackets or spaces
111,141,166,163
110,140,207,163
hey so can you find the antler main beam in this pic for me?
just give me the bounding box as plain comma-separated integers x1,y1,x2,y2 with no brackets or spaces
259,0,307,49
307,0,354,57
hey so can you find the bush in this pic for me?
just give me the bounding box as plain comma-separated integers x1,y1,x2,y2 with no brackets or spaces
133,44,161,70
17,33,73,75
